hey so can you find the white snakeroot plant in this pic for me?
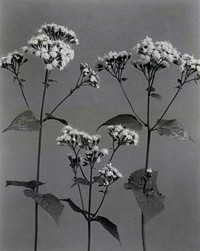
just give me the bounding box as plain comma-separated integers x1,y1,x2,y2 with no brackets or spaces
1,23,100,251
96,36,200,251
57,124,138,251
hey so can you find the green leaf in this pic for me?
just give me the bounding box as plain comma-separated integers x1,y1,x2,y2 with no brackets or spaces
24,190,64,225
150,93,162,100
70,178,89,188
6,180,45,190
44,113,68,125
94,216,121,243
2,110,40,132
124,169,165,224
97,114,143,131
157,119,190,141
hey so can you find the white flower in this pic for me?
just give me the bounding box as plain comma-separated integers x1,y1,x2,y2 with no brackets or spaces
108,125,139,146
38,23,79,44
95,51,131,72
57,125,101,148
146,168,153,173
100,148,109,155
99,163,123,186
0,50,27,70
132,36,181,69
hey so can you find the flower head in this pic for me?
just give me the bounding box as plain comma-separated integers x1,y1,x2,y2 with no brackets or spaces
95,51,131,73
133,36,180,70
37,23,79,45
57,125,101,148
99,163,122,186
80,63,100,88
178,53,200,77
0,50,27,70
23,35,75,71
108,125,139,146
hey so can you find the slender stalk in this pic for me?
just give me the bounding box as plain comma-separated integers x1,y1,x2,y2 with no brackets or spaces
34,70,49,251
43,73,82,120
87,165,93,251
13,70,30,109
118,80,146,126
141,213,146,251
92,187,108,219
151,87,181,130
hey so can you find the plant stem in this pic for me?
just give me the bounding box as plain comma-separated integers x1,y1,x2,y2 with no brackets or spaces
141,75,153,251
141,213,146,251
13,70,30,109
87,165,93,251
118,80,145,125
34,70,49,251
43,73,82,121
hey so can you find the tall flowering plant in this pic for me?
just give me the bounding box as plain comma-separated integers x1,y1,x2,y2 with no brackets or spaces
96,36,200,251
56,124,139,251
1,23,100,251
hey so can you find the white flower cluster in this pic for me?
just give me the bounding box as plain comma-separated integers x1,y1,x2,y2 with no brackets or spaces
133,36,180,69
99,163,123,186
178,53,200,75
0,50,27,70
57,125,101,148
23,23,78,71
95,51,131,72
80,63,100,88
37,23,79,45
108,125,139,146
84,146,109,165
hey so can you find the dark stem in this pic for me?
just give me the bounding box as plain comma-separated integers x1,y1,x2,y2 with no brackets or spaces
34,70,49,251
118,79,145,125
87,165,93,251
43,73,82,121
141,75,153,251
151,87,181,130
92,186,108,219
141,213,146,251
13,71,30,109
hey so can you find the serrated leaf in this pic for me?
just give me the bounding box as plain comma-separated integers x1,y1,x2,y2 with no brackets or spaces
24,190,64,225
97,114,143,131
6,180,45,190
124,169,165,224
157,119,190,140
2,110,40,132
150,93,162,100
94,216,121,243
133,190,165,224
70,178,89,188
44,113,68,125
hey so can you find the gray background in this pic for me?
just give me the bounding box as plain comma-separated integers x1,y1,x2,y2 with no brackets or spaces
0,0,200,250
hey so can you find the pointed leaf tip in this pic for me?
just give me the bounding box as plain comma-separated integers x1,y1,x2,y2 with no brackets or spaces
94,216,121,243
97,114,142,131
2,110,40,132
6,180,45,190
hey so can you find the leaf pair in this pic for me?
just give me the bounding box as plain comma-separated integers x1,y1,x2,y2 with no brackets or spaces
64,198,121,243
124,169,165,224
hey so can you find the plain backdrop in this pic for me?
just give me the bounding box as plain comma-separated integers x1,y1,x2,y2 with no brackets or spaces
0,0,200,250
